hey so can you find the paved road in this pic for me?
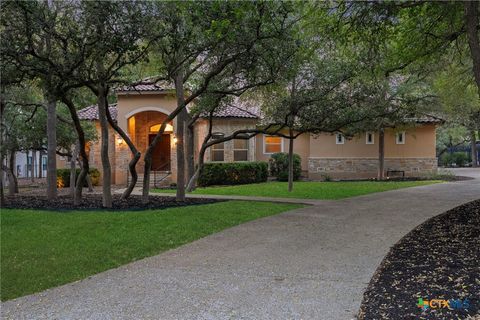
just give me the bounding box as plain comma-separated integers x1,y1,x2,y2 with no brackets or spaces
2,169,479,320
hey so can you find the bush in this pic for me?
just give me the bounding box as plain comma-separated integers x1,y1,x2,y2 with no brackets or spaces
440,152,470,167
57,168,100,188
269,152,301,181
198,162,268,187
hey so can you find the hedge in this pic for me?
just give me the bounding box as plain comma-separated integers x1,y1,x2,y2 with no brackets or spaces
57,168,100,188
440,152,470,167
198,162,268,187
269,152,301,181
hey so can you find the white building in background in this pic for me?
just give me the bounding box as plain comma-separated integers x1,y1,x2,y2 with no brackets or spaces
12,150,47,179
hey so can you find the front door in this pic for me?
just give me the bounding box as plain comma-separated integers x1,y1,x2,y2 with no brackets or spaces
149,134,171,171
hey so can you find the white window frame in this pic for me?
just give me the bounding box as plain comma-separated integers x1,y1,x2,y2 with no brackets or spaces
366,132,374,144
263,135,283,154
233,138,249,162
335,133,345,145
396,131,406,144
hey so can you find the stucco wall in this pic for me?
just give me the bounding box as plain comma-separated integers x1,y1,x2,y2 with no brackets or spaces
309,125,436,158
255,132,310,172
195,118,258,163
116,93,178,184
116,92,178,134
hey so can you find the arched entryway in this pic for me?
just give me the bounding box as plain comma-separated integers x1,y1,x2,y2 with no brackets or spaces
125,110,175,173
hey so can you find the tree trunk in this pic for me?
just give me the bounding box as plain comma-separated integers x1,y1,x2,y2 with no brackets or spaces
46,98,57,199
175,72,187,202
69,146,78,198
0,96,4,205
464,1,480,96
25,151,29,180
62,96,90,205
0,159,4,205
86,171,94,192
105,98,140,199
378,128,385,180
38,151,43,178
186,123,195,183
471,130,478,167
288,132,294,192
186,143,207,192
97,85,112,208
31,150,36,182
7,150,18,195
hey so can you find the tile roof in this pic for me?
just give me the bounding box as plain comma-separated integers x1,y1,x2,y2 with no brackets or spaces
407,114,444,124
116,80,175,93
78,104,118,121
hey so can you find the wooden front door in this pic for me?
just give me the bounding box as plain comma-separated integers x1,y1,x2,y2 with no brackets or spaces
149,134,171,171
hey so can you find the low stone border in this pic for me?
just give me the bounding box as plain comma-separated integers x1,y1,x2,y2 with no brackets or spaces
358,199,480,319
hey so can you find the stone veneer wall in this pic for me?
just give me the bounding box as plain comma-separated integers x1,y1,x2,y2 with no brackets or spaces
308,157,438,180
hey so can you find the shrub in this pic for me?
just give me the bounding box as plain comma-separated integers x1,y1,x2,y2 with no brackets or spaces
56,168,100,188
198,162,268,187
440,152,470,167
269,152,301,181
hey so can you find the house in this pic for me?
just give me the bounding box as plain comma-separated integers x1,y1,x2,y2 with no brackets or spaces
74,82,441,185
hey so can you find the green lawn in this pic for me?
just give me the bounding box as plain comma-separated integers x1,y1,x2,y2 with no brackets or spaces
155,180,441,200
0,201,301,301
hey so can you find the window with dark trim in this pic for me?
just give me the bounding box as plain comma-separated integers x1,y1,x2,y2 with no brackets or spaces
234,139,248,161
210,133,225,162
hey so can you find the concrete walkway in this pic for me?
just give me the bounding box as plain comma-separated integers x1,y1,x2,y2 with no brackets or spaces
3,169,479,320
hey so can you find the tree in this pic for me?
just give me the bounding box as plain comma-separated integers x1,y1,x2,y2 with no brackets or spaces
79,1,154,207
1,0,97,200
432,61,480,166
142,1,298,202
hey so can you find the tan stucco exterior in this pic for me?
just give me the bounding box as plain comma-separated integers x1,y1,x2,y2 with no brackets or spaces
255,132,310,172
80,91,438,184
308,125,436,159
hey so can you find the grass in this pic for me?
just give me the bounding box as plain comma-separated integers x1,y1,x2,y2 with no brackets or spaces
155,180,441,200
0,201,301,301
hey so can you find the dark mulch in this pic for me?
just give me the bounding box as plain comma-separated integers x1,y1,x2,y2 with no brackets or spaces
358,199,480,320
1,194,221,211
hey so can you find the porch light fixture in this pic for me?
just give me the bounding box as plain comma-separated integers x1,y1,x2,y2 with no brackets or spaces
173,136,178,144
116,137,124,145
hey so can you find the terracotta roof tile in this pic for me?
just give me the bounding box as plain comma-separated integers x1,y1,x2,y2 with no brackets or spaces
116,80,175,93
78,104,118,121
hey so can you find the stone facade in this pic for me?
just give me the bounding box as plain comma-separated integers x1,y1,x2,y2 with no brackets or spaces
308,157,438,180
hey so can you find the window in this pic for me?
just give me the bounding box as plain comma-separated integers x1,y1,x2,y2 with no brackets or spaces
234,139,249,161
264,136,282,154
210,133,224,162
42,156,47,171
396,131,405,144
335,133,345,144
366,132,374,144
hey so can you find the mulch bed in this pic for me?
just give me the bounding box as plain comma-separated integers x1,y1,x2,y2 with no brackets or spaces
358,199,480,320
1,194,221,210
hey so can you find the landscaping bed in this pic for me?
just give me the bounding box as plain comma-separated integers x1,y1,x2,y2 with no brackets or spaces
358,199,480,319
2,194,219,210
